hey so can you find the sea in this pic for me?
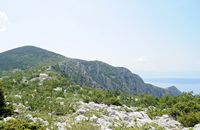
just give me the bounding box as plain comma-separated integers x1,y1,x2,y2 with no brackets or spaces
144,78,200,95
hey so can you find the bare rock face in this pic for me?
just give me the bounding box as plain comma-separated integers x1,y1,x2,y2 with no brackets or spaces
54,122,67,130
39,73,52,81
74,101,185,130
74,115,88,123
153,115,182,130
3,117,15,122
89,115,98,122
30,73,52,83
57,59,181,97
25,114,49,126
193,124,200,130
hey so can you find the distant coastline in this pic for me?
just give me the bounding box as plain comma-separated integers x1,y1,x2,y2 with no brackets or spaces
144,78,200,94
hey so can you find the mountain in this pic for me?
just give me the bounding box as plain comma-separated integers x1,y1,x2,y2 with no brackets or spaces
0,46,64,72
0,46,181,96
166,86,182,96
53,58,181,96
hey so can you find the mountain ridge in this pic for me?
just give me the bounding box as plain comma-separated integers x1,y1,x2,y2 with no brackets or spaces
0,46,65,72
0,46,181,96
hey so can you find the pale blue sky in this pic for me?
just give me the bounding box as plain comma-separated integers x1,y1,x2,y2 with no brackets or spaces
0,0,200,78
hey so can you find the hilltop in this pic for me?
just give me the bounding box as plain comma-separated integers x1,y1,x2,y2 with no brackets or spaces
0,46,181,96
0,46,64,72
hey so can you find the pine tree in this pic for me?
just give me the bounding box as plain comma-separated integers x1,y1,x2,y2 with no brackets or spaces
0,88,5,108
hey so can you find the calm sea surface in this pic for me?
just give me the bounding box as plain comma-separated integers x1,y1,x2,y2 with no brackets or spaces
144,78,200,95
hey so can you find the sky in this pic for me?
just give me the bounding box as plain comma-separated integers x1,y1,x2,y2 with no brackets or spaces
0,0,200,78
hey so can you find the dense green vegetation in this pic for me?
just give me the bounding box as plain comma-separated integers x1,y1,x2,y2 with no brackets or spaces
0,46,64,72
0,46,181,97
147,93,200,127
0,88,13,119
0,66,199,128
0,119,46,130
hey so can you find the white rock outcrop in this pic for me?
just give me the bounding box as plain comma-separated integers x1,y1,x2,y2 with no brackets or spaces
54,122,67,130
74,115,88,123
193,123,200,130
3,117,15,122
25,114,49,126
153,114,182,129
74,101,188,130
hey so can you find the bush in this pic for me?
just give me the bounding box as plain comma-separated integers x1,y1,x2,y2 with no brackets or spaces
0,119,46,130
137,94,157,107
170,101,200,117
169,100,200,127
177,112,200,127
0,88,13,118
0,106,14,119
147,107,169,119
103,97,122,106
70,121,100,130
0,88,6,107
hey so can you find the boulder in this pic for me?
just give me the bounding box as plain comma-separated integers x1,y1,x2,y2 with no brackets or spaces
25,114,49,126
3,117,15,122
89,115,98,122
54,122,67,130
14,95,22,99
96,118,112,129
87,102,107,110
153,115,181,129
74,115,88,123
54,87,62,92
76,108,87,114
193,123,200,130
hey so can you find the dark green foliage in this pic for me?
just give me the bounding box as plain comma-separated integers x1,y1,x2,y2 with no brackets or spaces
70,121,100,130
147,92,200,127
103,97,122,106
0,88,13,118
177,112,200,127
0,66,199,127
0,46,181,97
147,108,167,119
0,105,14,118
169,100,200,127
0,119,46,130
0,88,5,107
0,46,64,72
136,93,157,107
170,100,200,117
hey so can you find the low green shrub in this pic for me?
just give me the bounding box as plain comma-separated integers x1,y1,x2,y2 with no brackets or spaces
1,67,200,128
0,105,14,119
0,119,46,130
147,108,169,119
177,112,200,127
70,121,100,130
0,88,14,118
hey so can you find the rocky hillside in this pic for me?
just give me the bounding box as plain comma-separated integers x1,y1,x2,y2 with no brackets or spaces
54,58,181,96
0,67,199,129
0,46,181,96
0,66,200,130
2,101,200,130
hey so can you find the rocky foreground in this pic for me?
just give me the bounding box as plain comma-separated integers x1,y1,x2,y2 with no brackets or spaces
2,101,200,130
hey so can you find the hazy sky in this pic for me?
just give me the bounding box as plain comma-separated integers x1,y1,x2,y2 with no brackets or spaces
0,0,200,78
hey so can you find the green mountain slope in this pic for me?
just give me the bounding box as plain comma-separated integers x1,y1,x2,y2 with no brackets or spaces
0,46,64,72
54,58,181,96
0,46,181,96
0,67,198,129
